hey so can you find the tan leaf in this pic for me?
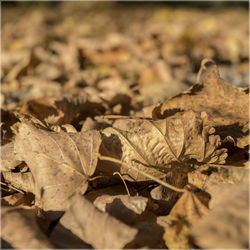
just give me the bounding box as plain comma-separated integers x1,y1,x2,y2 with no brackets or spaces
100,110,227,181
1,142,22,171
190,182,249,249
13,121,101,211
1,207,54,249
152,60,249,148
163,191,209,249
59,194,138,249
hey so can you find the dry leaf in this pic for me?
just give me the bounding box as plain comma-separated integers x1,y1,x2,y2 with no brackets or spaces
152,60,249,148
2,192,34,207
2,171,35,193
13,121,101,211
163,191,209,249
49,222,92,249
1,142,22,171
188,164,249,192
59,194,138,249
93,194,148,225
86,47,131,65
191,182,249,249
1,207,54,249
20,94,105,127
100,110,227,181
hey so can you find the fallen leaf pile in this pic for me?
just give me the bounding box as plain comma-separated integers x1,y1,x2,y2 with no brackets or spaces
1,2,249,249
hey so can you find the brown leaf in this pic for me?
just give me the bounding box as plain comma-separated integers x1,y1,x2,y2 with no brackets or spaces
93,194,148,225
49,222,92,249
13,121,101,211
86,47,131,65
4,49,41,82
1,207,54,249
162,191,209,249
190,182,249,249
2,192,34,207
100,110,227,181
59,194,138,249
152,60,249,148
20,94,105,127
188,164,249,192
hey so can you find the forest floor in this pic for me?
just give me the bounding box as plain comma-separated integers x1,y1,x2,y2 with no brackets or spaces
1,2,249,249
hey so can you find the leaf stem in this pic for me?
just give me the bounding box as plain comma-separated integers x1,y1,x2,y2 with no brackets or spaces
113,171,131,196
97,153,185,193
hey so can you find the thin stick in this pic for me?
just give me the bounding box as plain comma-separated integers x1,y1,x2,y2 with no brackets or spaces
113,171,131,196
1,181,25,194
97,154,185,193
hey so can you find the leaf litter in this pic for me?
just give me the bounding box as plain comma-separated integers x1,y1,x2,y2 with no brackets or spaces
1,2,249,249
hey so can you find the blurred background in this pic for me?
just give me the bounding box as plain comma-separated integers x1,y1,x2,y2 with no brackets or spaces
1,1,249,111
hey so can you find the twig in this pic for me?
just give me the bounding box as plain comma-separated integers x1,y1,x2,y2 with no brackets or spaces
1,181,25,194
97,153,185,193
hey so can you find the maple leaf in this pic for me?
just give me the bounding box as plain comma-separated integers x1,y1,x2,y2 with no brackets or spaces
99,110,227,181
13,121,101,211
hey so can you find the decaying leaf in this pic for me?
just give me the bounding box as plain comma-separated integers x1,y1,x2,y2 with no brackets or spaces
13,121,101,211
152,60,249,148
190,182,249,249
162,191,209,249
1,206,54,249
100,110,227,181
59,194,138,249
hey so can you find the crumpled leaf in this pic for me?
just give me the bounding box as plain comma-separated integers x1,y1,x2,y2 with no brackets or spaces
190,182,249,249
13,121,101,211
100,110,227,181
59,194,138,249
153,60,249,148
1,206,54,249
162,191,209,249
